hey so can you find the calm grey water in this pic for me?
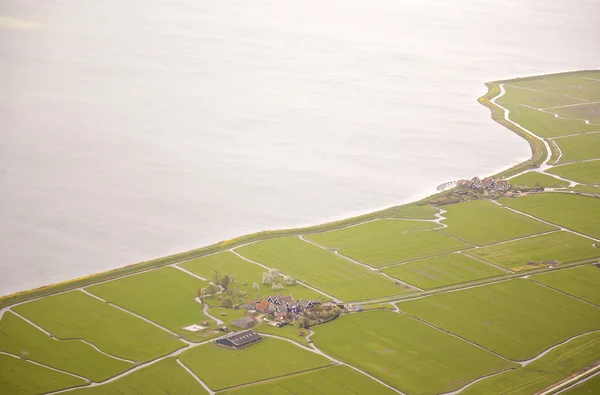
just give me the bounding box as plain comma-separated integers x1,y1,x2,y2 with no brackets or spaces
1,0,598,296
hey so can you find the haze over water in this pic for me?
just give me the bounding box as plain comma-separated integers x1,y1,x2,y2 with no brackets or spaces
1,0,599,296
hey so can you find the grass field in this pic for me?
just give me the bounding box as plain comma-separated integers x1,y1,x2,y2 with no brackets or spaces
462,331,600,395
0,353,86,395
554,133,600,164
179,337,332,390
381,253,505,289
400,279,600,361
567,185,600,194
0,312,132,382
548,161,600,184
499,85,581,108
68,358,208,395
13,291,184,362
551,103,600,124
311,311,516,395
305,219,469,267
382,204,438,219
235,237,409,301
465,231,600,271
180,252,320,303
501,194,600,239
220,365,397,395
87,267,211,335
564,374,600,394
532,265,600,306
439,200,556,245
509,172,568,188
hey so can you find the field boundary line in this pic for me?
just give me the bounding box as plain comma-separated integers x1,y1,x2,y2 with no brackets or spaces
0,350,90,383
539,363,600,395
519,330,600,368
528,280,600,309
458,252,513,273
438,368,515,395
176,358,215,394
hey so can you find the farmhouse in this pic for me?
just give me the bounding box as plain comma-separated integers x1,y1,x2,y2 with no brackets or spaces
215,330,262,349
231,316,256,329
458,176,510,191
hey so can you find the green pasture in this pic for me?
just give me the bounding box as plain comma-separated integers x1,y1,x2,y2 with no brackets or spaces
87,267,210,335
312,311,516,395
462,331,600,395
235,237,408,301
465,231,600,271
548,161,600,184
382,253,504,289
498,84,580,108
439,200,555,245
567,185,600,194
383,204,438,219
551,103,600,124
0,312,131,382
509,172,568,188
305,219,468,268
509,75,600,102
501,193,600,239
532,265,600,306
13,291,184,362
400,279,600,361
0,353,85,395
220,365,397,395
254,322,309,346
69,358,208,395
554,133,600,164
179,337,332,390
564,374,600,394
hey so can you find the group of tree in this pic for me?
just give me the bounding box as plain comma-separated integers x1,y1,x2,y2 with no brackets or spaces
262,269,296,289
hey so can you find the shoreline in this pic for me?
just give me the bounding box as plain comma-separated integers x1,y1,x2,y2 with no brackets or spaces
1,69,596,309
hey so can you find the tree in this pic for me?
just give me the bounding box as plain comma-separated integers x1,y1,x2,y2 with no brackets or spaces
197,288,207,303
262,269,279,285
222,297,233,308
207,283,220,296
252,282,260,291
283,276,296,286
271,283,284,290
220,274,236,290
213,270,220,286
295,316,309,329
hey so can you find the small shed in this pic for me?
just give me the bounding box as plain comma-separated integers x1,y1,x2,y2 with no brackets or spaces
216,330,262,349
231,316,256,329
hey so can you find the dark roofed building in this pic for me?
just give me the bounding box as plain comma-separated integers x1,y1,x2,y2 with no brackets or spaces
215,330,262,349
231,316,256,329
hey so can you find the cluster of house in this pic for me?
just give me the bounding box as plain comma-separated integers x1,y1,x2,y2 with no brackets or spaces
241,293,321,322
458,177,510,190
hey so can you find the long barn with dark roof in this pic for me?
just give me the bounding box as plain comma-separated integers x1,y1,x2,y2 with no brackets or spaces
215,330,262,349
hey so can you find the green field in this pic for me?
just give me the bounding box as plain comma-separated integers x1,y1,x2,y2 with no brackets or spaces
87,267,210,335
180,252,320,303
69,358,208,395
382,204,438,219
567,185,600,194
462,331,600,395
548,161,600,184
400,279,600,361
13,291,184,362
501,194,600,239
0,353,86,395
509,75,600,101
499,84,581,108
551,103,600,124
439,200,556,245
220,365,397,395
465,231,600,271
312,311,516,395
305,219,469,267
554,133,600,164
564,374,600,394
509,172,568,188
235,236,409,301
179,337,332,390
0,312,132,382
381,253,505,289
532,265,600,306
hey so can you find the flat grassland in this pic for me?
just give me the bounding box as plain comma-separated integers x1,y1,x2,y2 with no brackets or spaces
501,194,600,239
235,237,408,301
0,353,85,395
87,267,210,335
509,172,568,188
465,231,600,271
179,337,332,390
13,291,184,362
381,253,505,289
462,331,600,395
180,252,320,303
554,133,600,164
0,312,132,382
564,374,600,394
220,365,397,395
548,161,600,184
68,358,208,395
305,219,469,267
311,311,516,395
439,200,556,245
400,279,600,361
382,204,438,219
532,265,600,306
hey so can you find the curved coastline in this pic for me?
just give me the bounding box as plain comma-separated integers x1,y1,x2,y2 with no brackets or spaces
1,69,597,310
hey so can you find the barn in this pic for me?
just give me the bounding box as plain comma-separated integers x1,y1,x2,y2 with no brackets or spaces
231,316,256,329
215,330,262,349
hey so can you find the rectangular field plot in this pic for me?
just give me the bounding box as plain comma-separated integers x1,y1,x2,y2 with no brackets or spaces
180,252,320,303
0,353,85,395
509,172,568,188
87,267,210,335
305,219,469,267
554,133,600,164
548,161,600,184
510,75,600,102
235,237,410,301
13,291,184,362
311,311,516,395
498,85,581,108
501,193,600,239
465,231,600,271
220,365,397,395
381,253,505,289
551,102,600,124
68,358,208,395
462,331,600,395
439,200,556,245
179,337,332,391
532,265,600,306
400,279,600,361
0,312,132,382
